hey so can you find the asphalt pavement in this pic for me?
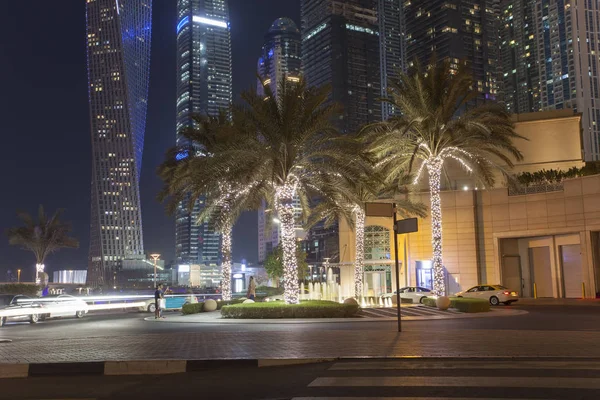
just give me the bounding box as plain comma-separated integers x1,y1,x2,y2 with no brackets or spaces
1,358,599,399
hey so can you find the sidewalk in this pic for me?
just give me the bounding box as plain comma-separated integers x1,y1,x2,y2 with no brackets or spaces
144,307,527,324
517,298,600,306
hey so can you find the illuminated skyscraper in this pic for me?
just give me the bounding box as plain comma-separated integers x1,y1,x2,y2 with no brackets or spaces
86,0,152,287
175,0,233,285
256,17,303,263
404,0,500,105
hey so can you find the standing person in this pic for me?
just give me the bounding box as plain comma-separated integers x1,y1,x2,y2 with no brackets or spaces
247,276,256,301
154,283,164,319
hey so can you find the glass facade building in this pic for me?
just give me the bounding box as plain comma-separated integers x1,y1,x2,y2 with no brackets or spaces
499,0,540,114
404,0,500,105
256,18,303,263
175,0,233,284
85,0,152,287
532,0,600,161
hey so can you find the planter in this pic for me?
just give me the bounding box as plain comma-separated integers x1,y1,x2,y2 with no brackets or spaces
436,296,451,310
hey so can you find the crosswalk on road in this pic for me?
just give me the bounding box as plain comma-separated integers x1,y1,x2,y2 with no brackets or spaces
292,359,600,399
360,306,463,319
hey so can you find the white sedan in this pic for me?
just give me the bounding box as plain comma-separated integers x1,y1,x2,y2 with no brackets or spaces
43,294,89,319
381,287,432,304
456,285,519,306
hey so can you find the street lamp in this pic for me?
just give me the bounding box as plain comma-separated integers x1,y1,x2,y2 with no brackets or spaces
150,254,161,287
17,269,21,283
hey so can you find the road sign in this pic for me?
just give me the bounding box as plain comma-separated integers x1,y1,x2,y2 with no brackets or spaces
365,202,394,217
395,218,418,234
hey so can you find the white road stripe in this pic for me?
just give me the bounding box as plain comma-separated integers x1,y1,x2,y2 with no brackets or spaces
330,360,600,370
293,398,537,400
308,376,600,389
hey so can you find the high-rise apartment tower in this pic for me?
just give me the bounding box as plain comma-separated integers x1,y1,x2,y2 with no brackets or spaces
86,0,152,287
175,0,233,285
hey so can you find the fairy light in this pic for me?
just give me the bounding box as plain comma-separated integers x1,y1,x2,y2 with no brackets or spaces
275,180,300,304
425,158,446,296
220,218,233,301
353,205,365,298
35,263,45,285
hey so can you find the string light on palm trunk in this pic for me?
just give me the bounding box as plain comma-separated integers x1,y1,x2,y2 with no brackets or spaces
426,158,445,296
275,180,300,304
353,205,365,298
220,218,233,301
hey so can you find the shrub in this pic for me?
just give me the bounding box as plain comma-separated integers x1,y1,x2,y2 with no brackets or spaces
421,297,490,313
256,286,284,297
182,299,246,315
0,284,40,296
221,300,359,319
182,302,204,315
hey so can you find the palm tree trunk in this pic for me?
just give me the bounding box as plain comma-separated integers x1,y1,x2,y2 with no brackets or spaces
427,160,445,296
221,218,233,301
35,263,45,285
353,206,365,298
276,184,299,304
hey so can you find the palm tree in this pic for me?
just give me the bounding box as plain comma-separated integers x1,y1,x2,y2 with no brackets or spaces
6,205,79,284
366,59,524,296
195,78,367,304
158,112,263,301
309,172,426,299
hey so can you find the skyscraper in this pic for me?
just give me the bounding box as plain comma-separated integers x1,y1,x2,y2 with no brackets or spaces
404,0,500,105
378,0,406,120
499,0,540,114
257,18,303,263
301,0,382,134
175,0,233,284
86,0,152,287
532,0,600,161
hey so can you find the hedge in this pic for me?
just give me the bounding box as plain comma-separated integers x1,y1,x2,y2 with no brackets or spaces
422,297,490,313
256,286,284,297
221,300,360,319
181,299,246,315
0,284,40,296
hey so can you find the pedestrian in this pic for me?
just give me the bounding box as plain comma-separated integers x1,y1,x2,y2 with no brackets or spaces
154,283,164,319
247,276,256,301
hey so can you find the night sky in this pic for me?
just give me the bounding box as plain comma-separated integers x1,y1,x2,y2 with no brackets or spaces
0,1,301,281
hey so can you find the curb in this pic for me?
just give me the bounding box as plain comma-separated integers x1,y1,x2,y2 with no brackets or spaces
143,308,528,324
0,358,334,379
3,355,600,379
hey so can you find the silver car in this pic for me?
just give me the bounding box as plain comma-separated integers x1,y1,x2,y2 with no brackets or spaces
381,286,432,304
0,294,44,326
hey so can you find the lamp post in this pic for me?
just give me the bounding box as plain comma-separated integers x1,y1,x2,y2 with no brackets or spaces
17,269,21,283
150,254,161,287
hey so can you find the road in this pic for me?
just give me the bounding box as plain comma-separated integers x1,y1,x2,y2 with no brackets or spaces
2,358,600,399
1,304,600,343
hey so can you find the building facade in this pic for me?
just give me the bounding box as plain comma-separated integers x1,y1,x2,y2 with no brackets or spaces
499,0,540,114
256,18,303,263
175,0,233,281
85,0,152,287
404,0,500,105
377,0,406,120
532,0,600,161
301,0,382,134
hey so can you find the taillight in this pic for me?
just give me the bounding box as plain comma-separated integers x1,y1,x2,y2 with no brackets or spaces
503,291,510,295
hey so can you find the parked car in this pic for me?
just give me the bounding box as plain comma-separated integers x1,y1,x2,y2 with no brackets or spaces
43,294,89,319
140,294,198,313
0,294,44,326
455,285,519,305
381,287,432,304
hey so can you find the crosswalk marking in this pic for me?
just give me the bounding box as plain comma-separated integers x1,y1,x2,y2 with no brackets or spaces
308,376,600,389
359,306,461,318
330,360,600,370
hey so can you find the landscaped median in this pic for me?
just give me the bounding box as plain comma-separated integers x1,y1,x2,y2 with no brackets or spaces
181,299,245,315
422,297,491,313
221,300,360,319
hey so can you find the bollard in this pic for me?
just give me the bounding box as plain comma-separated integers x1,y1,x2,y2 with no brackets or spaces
582,282,586,299
533,283,537,299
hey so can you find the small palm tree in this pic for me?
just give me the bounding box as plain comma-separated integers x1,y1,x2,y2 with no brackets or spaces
195,78,366,303
6,205,79,284
367,59,524,296
158,112,263,301
309,171,426,298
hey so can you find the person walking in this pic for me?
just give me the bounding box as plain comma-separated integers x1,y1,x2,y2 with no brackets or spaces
154,283,164,319
247,276,256,301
